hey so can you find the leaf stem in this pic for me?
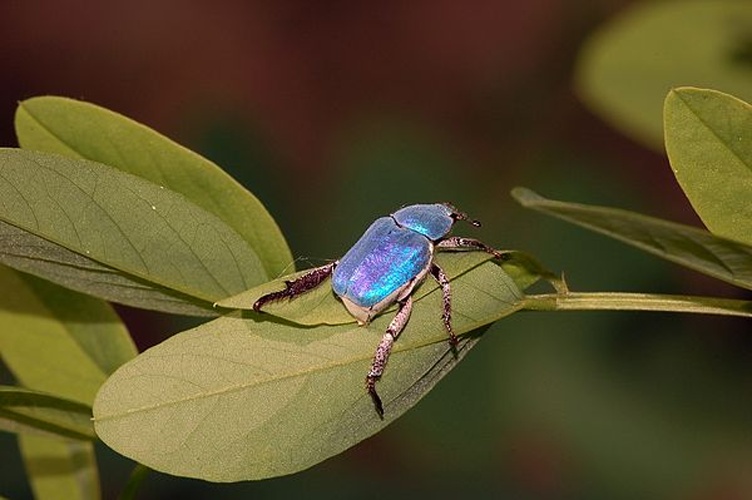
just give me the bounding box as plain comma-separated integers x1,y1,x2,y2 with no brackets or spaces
521,292,752,318
118,464,150,500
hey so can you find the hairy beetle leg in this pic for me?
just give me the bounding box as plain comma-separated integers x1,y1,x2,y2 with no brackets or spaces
437,236,505,260
366,295,413,418
252,262,337,312
429,262,457,345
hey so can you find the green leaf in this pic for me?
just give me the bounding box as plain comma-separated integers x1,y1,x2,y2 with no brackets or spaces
0,266,137,405
0,387,94,440
18,435,99,500
0,267,133,500
511,188,752,291
576,0,752,149
501,249,563,292
664,87,752,245
93,256,524,481
15,96,293,278
0,148,267,315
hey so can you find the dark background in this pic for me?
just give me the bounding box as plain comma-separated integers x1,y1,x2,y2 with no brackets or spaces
1,1,751,498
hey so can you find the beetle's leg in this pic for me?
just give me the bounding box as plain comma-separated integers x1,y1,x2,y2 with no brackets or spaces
429,262,457,346
253,262,336,312
437,236,506,260
366,295,413,418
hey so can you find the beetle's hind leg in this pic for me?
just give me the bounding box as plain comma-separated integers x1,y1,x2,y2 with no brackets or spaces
253,262,336,312
437,236,507,260
429,262,456,346
366,295,413,418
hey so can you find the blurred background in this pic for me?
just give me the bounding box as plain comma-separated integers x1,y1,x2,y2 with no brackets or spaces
2,0,752,498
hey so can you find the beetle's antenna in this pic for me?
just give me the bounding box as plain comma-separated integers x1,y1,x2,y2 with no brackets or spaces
445,203,481,227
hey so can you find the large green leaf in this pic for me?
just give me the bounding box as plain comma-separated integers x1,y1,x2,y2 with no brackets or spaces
93,256,524,481
664,87,752,245
512,188,752,291
0,387,94,440
0,148,266,315
576,0,752,150
15,96,293,278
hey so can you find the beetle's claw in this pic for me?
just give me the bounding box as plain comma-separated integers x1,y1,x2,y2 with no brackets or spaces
367,377,385,419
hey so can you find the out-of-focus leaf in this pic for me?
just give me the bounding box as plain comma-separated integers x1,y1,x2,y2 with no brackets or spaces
0,387,94,440
0,148,266,315
664,87,752,245
512,188,752,291
0,266,136,404
94,256,524,481
0,266,135,500
119,464,150,500
18,435,98,500
15,96,293,278
576,0,752,150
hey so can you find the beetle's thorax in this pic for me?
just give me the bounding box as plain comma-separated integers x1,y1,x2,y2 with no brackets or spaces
391,203,455,241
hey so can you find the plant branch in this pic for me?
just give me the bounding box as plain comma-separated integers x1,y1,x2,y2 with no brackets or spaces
521,292,752,318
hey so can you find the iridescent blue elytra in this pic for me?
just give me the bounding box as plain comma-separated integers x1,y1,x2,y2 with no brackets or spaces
253,202,504,418
331,205,452,322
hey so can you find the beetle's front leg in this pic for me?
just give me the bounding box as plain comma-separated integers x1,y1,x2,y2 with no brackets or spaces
366,295,413,418
253,262,337,312
429,262,457,345
437,236,507,260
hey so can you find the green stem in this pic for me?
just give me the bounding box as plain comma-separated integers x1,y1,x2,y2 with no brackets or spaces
521,292,752,318
118,463,150,500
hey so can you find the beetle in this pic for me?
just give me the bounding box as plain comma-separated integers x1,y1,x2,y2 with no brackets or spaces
253,203,505,418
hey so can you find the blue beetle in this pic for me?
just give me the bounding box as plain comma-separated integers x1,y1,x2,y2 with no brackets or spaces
253,203,504,417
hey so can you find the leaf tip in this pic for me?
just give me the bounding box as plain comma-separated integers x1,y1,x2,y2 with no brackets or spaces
510,187,543,207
